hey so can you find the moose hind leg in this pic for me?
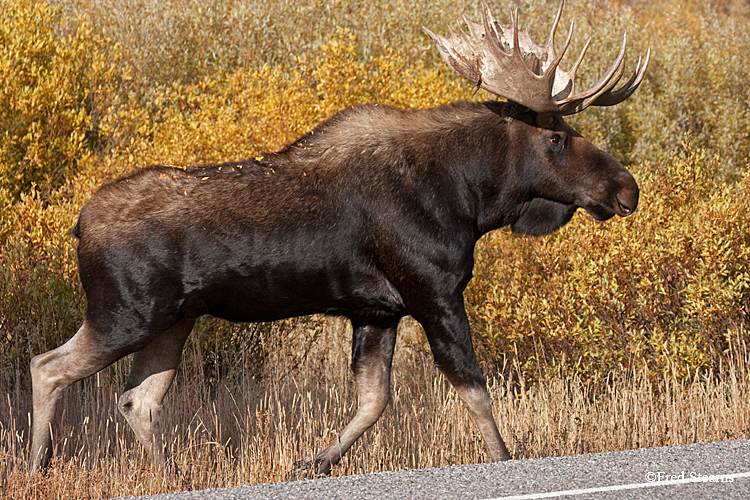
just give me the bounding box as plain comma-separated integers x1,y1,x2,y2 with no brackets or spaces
117,319,194,469
29,320,125,473
305,320,398,476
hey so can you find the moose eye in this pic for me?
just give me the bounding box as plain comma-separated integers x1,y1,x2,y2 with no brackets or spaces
547,133,566,152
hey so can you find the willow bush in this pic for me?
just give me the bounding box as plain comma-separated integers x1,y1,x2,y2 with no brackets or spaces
1,0,749,396
0,0,124,202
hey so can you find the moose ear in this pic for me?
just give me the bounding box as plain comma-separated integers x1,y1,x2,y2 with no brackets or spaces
535,114,556,129
511,198,577,236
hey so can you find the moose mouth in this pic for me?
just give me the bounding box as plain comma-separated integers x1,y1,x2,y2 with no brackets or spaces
615,194,636,216
584,204,617,221
584,194,637,221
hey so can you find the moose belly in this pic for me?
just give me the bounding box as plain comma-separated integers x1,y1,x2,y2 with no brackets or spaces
194,265,405,324
180,232,406,324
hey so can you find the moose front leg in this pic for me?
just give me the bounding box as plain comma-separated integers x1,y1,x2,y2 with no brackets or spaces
296,319,398,476
418,298,511,462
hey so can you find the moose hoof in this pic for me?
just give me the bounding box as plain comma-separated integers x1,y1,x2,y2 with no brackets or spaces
289,456,330,480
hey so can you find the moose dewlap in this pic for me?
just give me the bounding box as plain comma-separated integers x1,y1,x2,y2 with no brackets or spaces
29,0,647,475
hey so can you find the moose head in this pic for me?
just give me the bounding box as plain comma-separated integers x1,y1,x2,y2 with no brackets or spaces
425,0,648,234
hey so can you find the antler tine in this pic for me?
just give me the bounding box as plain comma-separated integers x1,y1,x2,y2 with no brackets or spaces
578,56,627,112
546,18,574,80
569,37,591,76
422,24,481,88
553,37,591,99
510,6,524,57
481,3,513,56
481,6,512,64
484,4,505,47
545,0,566,56
425,2,649,116
507,5,545,76
462,15,483,39
591,47,651,106
566,33,628,103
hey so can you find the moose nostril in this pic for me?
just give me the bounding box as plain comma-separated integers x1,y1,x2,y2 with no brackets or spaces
616,194,635,216
618,200,631,215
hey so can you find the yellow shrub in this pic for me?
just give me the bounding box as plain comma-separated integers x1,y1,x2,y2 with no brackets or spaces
0,0,122,201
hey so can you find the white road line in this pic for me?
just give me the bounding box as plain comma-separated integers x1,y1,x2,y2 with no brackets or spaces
484,471,750,500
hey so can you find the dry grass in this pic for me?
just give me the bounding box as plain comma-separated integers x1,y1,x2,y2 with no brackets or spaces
1,319,749,499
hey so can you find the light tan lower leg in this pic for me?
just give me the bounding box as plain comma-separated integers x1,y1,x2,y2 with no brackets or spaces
117,319,193,467
451,383,510,461
29,322,118,473
310,321,398,475
313,362,391,474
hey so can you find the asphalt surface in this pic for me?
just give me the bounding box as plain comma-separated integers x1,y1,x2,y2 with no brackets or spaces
114,439,750,500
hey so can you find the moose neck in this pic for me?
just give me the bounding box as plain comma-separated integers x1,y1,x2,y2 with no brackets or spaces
437,101,540,237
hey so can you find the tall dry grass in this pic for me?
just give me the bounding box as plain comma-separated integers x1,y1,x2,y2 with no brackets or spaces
1,319,749,499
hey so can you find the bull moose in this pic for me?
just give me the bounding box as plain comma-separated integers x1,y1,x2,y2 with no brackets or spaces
29,0,648,475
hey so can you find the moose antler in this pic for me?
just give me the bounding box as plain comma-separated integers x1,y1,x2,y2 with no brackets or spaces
424,0,649,117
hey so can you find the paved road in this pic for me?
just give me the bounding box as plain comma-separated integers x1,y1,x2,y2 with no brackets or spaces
115,439,750,500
